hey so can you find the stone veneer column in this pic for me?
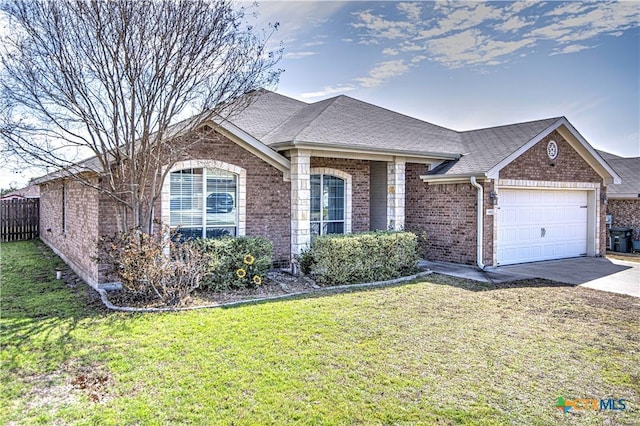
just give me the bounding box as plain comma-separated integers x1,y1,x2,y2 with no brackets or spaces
290,149,311,257
387,157,406,230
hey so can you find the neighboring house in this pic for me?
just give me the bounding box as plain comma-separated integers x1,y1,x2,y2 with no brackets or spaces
598,150,640,241
33,90,620,287
1,184,40,200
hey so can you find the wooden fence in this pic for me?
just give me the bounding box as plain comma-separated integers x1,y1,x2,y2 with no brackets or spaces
1,198,40,242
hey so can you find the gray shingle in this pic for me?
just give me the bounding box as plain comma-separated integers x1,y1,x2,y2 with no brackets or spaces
261,95,464,156
427,118,560,176
605,157,640,197
224,89,308,139
596,150,623,161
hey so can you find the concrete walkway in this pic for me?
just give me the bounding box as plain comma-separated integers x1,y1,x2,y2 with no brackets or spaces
422,257,639,298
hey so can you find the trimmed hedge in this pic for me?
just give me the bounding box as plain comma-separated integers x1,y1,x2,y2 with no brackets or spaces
299,231,419,286
195,236,272,291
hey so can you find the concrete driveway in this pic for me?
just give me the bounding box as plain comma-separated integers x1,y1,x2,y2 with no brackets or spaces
496,257,639,297
422,257,639,297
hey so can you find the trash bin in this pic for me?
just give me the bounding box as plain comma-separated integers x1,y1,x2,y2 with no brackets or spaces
610,227,632,253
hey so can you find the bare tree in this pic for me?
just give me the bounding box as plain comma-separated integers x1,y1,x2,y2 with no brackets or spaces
0,0,282,233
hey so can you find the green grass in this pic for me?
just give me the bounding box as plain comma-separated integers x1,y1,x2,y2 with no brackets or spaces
1,240,639,425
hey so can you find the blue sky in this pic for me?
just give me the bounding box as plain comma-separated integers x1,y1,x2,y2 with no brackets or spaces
1,0,638,189
257,0,639,154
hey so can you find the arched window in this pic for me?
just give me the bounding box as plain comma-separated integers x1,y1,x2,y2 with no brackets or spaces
310,174,346,236
163,160,246,239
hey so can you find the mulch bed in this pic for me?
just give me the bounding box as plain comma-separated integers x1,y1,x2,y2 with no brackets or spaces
96,270,324,309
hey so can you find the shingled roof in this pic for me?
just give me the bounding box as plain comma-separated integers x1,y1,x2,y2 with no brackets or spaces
426,118,561,176
224,89,307,140
260,95,464,157
602,155,640,198
229,92,575,174
33,89,619,185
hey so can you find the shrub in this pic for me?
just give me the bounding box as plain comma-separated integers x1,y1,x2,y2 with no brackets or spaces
195,236,272,291
297,246,315,275
97,226,207,306
303,231,419,286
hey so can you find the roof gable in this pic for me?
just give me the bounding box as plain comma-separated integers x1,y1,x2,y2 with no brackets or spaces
223,89,308,140
446,117,560,175
260,95,464,157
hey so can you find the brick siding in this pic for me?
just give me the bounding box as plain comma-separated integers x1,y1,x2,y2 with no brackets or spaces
40,178,101,284
608,199,640,240
41,127,292,284
500,131,602,183
310,157,370,232
165,128,291,267
405,165,478,265
406,131,608,265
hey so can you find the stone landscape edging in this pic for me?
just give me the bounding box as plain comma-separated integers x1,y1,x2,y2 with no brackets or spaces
93,271,434,313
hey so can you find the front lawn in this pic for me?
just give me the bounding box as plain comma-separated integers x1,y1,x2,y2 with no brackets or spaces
1,240,638,425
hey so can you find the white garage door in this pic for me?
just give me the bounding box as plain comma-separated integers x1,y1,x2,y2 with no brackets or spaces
497,189,588,265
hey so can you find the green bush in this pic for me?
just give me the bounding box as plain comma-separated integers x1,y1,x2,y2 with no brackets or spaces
195,236,273,291
301,231,419,286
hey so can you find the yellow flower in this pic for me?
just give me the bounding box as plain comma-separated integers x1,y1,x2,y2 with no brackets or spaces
243,254,255,265
236,268,246,278
252,275,262,286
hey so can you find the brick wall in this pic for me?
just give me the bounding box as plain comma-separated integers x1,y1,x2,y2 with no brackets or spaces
500,130,602,183
102,127,292,268
608,199,640,240
310,157,370,232
482,180,495,266
42,127,292,285
500,130,607,255
405,130,609,266
39,177,100,285
405,164,478,265
165,128,291,266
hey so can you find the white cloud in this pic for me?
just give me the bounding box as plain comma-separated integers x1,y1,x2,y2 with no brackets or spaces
426,29,535,68
349,0,640,69
397,2,422,22
544,2,593,17
244,1,347,57
299,85,357,100
431,2,503,36
302,40,325,47
351,9,416,41
283,51,317,59
356,60,410,87
494,16,530,33
550,44,593,56
505,1,540,15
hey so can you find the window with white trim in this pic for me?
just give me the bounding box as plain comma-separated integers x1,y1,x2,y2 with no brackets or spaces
169,167,237,239
310,174,345,236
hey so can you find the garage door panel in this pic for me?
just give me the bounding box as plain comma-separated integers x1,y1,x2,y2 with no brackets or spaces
497,189,588,265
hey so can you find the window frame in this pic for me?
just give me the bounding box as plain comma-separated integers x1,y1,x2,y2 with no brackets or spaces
162,160,246,238
309,168,352,236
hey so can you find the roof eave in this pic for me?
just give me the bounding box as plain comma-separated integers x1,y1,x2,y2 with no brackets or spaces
202,119,291,173
270,141,461,161
31,167,100,185
608,193,640,200
420,173,488,184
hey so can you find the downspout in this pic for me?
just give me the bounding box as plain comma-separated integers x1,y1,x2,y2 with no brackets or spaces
470,176,485,270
